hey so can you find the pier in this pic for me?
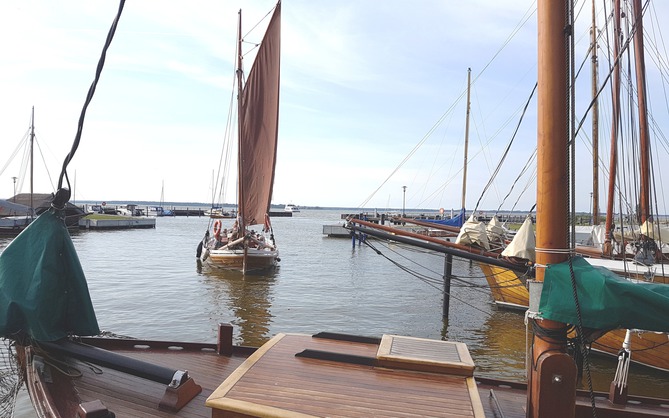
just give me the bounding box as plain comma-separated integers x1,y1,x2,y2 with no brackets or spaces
79,215,156,230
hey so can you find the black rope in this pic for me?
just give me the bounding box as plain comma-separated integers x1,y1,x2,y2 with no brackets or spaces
472,83,537,214
54,0,126,208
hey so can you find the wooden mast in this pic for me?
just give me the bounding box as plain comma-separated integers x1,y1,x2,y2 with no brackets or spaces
30,106,35,214
461,68,471,211
603,0,622,256
235,9,248,274
590,0,599,225
528,1,576,417
632,0,650,225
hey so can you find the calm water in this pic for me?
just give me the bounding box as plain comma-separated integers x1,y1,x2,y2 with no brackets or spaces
2,209,668,417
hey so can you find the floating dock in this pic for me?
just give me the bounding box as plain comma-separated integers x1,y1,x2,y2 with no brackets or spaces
322,224,350,238
79,216,156,230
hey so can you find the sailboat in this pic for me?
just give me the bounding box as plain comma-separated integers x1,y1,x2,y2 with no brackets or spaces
148,181,174,217
197,0,280,274
0,108,86,236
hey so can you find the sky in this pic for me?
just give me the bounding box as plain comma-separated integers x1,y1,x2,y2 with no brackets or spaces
1,1,668,213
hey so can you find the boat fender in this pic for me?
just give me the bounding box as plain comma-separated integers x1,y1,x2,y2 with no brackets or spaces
213,220,222,240
196,241,203,258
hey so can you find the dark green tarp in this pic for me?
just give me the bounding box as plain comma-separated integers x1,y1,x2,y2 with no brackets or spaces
539,256,669,333
0,210,99,341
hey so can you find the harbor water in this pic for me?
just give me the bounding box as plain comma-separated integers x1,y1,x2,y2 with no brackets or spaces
2,209,668,417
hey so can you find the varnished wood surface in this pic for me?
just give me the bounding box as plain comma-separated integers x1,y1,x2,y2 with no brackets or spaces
22,333,669,417
207,333,484,417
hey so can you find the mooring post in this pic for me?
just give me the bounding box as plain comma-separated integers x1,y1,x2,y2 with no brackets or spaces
442,254,453,317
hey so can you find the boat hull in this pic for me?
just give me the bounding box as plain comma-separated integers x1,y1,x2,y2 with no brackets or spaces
204,247,278,272
478,261,669,372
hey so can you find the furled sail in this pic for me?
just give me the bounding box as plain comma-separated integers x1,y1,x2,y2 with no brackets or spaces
539,257,669,333
455,214,490,250
0,210,99,341
238,3,281,227
501,215,535,261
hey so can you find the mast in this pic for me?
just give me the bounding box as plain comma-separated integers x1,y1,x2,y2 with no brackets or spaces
461,68,471,211
30,106,35,215
604,0,622,256
528,1,576,416
632,0,650,225
236,9,245,234
591,0,599,225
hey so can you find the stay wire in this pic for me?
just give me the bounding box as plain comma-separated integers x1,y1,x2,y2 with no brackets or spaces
472,83,537,214
361,240,493,316
56,0,126,194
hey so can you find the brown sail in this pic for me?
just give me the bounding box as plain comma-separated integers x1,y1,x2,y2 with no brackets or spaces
238,2,281,228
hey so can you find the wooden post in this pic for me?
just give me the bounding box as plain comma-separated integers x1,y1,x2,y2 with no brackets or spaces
442,254,453,317
217,323,233,356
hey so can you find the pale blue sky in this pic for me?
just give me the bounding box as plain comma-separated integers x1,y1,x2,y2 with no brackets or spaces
1,1,668,214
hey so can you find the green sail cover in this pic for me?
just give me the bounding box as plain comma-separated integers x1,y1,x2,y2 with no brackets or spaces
539,257,669,333
0,209,99,341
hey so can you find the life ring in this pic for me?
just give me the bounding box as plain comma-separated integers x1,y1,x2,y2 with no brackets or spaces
213,220,222,240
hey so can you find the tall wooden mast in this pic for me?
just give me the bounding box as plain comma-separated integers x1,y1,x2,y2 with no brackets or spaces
591,0,599,225
604,0,622,256
632,0,650,224
461,68,471,211
528,1,577,416
30,106,35,213
236,9,245,234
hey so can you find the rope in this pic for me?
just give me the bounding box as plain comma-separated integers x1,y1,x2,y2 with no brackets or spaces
56,0,126,197
472,83,537,214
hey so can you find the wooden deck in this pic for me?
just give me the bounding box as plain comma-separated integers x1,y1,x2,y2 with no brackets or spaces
21,330,669,417
207,333,485,417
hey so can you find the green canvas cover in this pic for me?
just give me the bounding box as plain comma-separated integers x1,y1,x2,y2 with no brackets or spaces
0,209,99,341
539,257,669,333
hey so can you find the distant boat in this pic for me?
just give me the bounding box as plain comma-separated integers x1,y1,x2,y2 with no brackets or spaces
205,207,236,219
198,3,281,274
147,206,174,217
284,203,300,213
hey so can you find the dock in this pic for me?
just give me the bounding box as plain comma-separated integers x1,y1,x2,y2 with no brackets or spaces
322,224,351,238
79,215,156,230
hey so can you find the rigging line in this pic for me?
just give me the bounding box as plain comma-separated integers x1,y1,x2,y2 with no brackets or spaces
57,0,126,193
213,31,240,216
0,131,29,178
364,240,489,290
360,4,536,209
34,138,55,193
572,13,640,144
496,147,537,214
472,82,537,214
367,243,493,315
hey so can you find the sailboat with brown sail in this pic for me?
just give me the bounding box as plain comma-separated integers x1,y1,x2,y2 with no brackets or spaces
197,3,280,274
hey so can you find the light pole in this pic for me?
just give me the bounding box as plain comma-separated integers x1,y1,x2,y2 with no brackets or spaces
402,186,407,217
11,177,17,202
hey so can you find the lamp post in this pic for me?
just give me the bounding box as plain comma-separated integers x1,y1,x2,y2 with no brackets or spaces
402,186,407,217
11,177,17,202
590,192,593,225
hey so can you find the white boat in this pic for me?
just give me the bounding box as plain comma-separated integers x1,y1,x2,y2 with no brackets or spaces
284,203,300,213
198,2,280,274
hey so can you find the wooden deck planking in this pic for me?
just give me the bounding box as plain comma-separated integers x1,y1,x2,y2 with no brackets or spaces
210,333,482,417
49,346,248,417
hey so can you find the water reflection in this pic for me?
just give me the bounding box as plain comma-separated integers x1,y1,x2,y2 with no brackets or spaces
197,261,277,347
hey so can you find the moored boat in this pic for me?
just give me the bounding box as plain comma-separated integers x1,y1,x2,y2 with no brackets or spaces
197,0,281,274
